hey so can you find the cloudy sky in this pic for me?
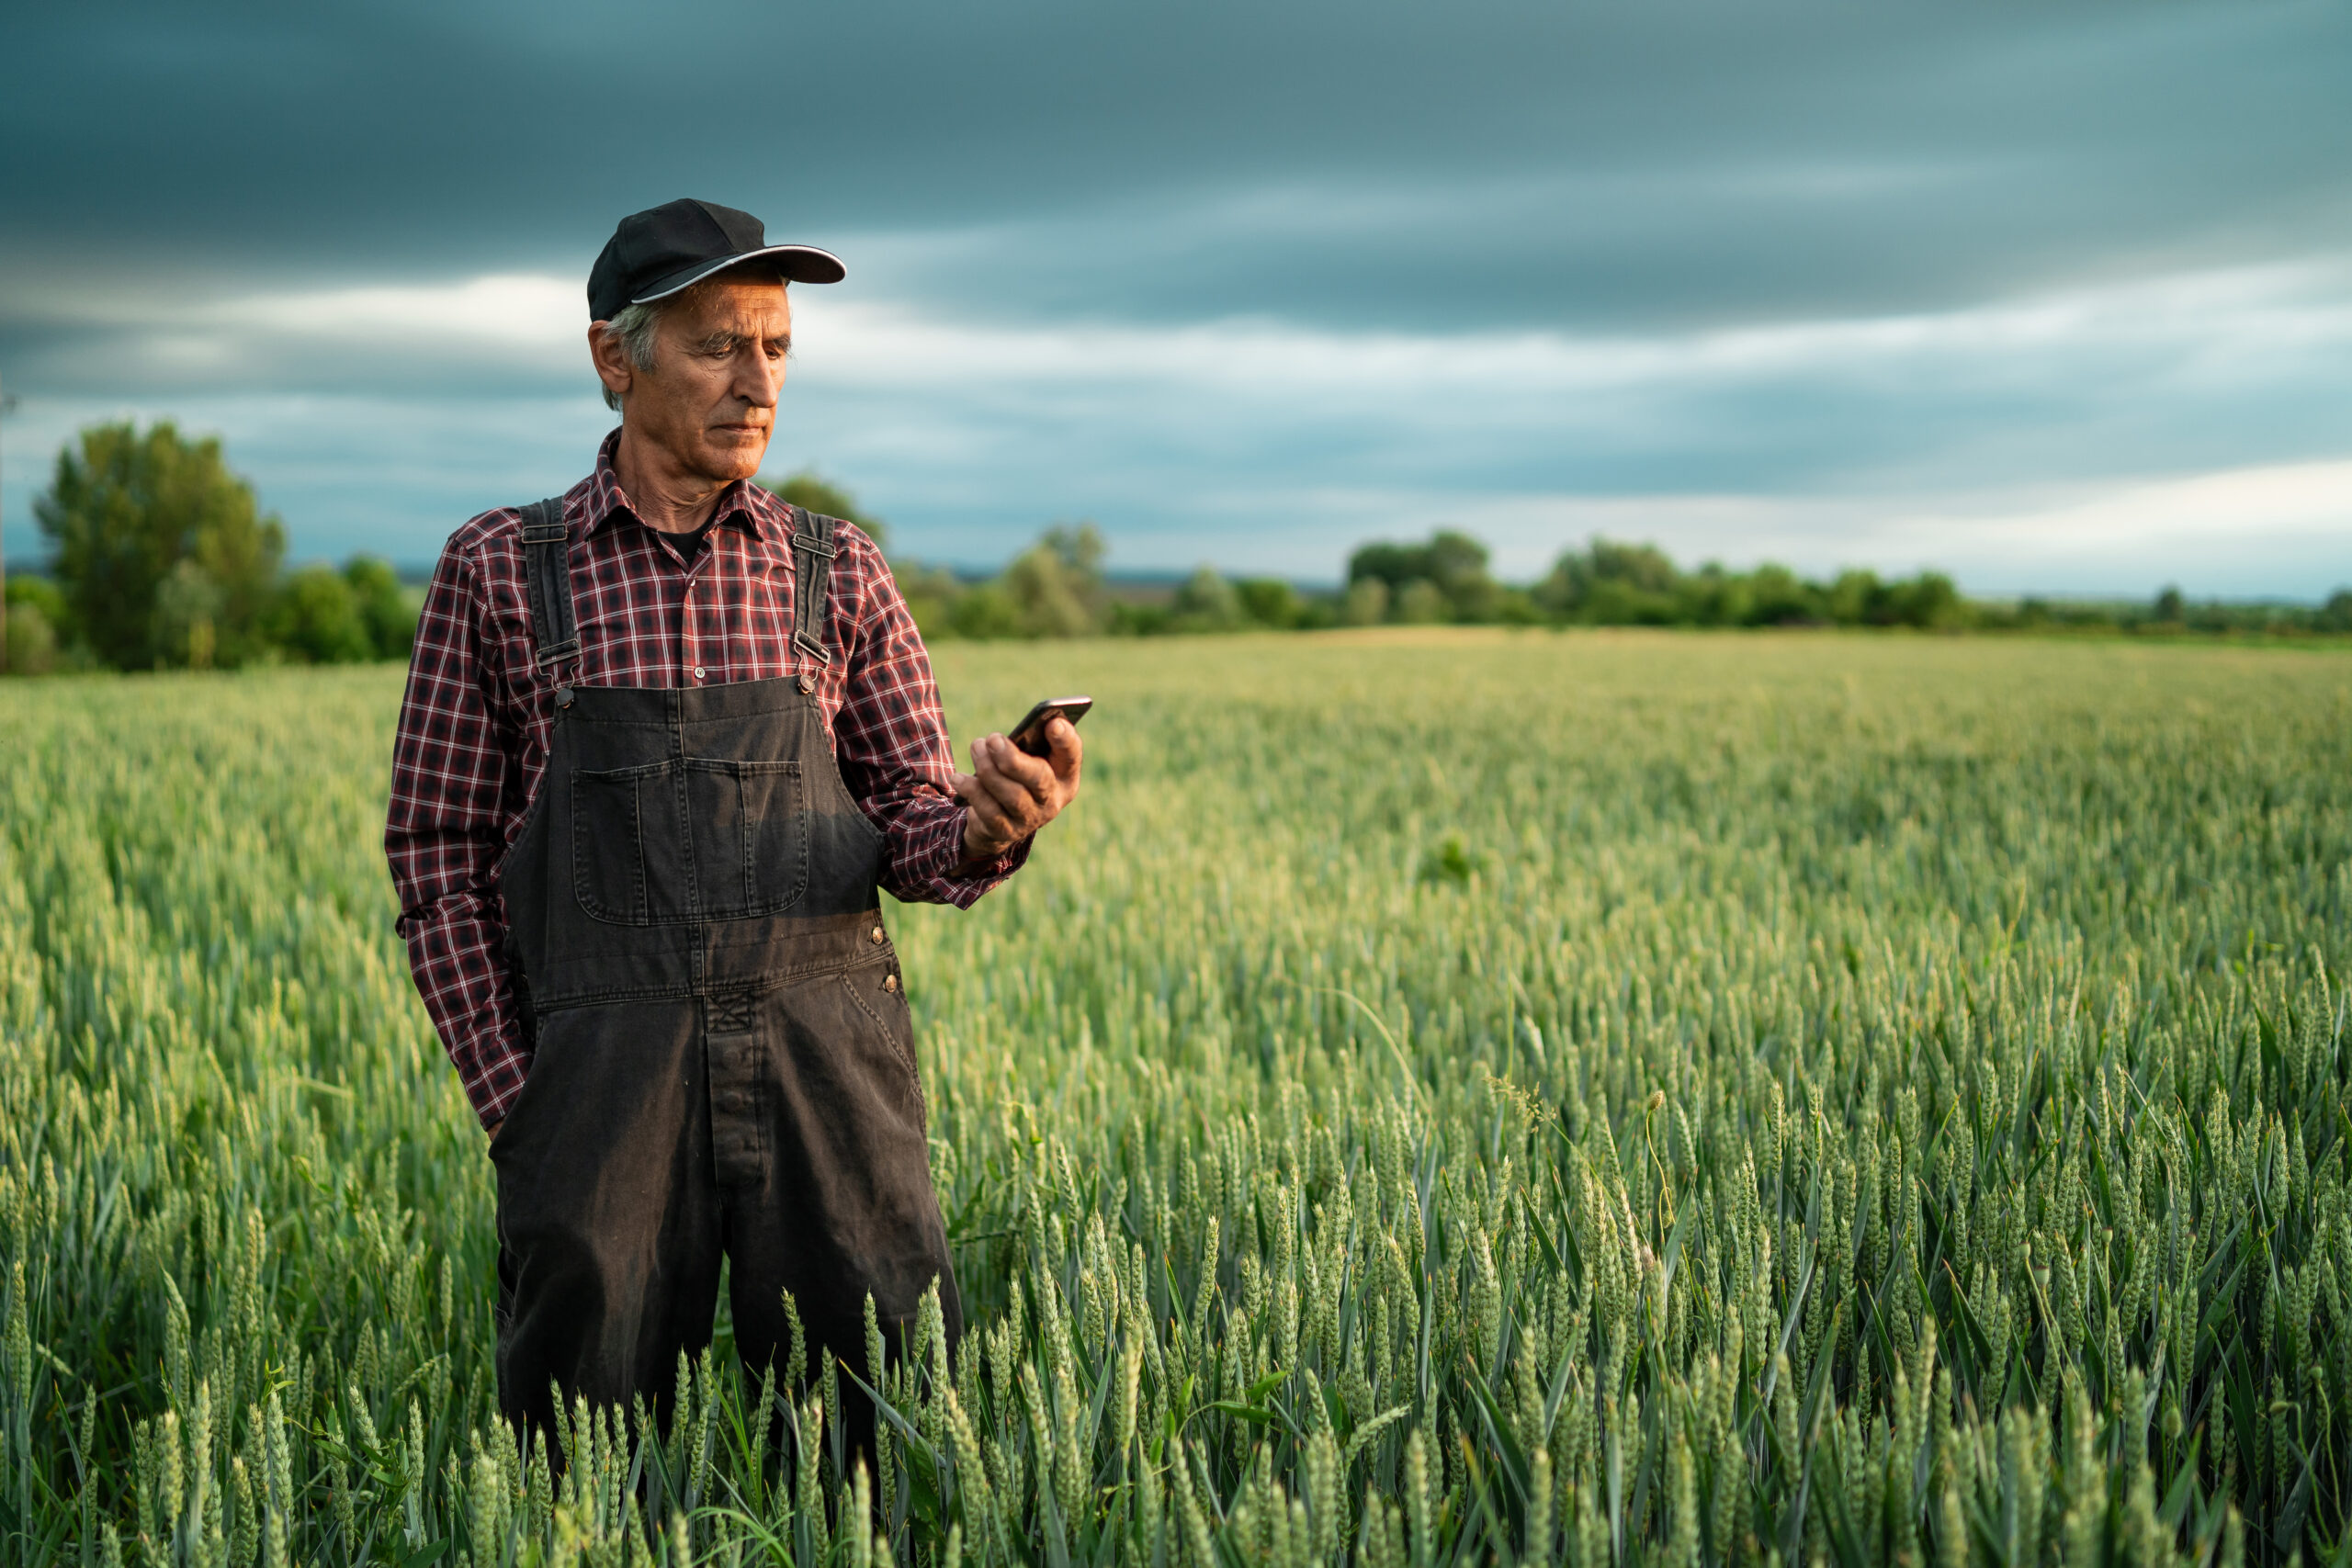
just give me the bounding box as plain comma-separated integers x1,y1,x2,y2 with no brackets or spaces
5,0,2350,594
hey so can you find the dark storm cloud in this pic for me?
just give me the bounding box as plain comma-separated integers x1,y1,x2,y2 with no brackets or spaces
9,0,2349,330
4,0,2350,595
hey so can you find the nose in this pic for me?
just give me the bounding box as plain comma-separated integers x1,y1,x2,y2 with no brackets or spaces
734,344,782,409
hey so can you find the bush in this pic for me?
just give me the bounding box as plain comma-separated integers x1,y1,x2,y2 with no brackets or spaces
1170,566,1245,632
1347,529,1497,623
1106,601,1174,637
270,565,375,663
4,576,70,674
1535,539,1679,621
1393,578,1451,624
1234,578,1302,628
153,558,230,668
342,557,416,660
999,525,1108,637
890,559,969,640
4,600,58,675
947,582,1024,639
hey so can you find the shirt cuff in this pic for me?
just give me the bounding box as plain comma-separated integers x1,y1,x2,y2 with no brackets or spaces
460,1021,534,1129
894,805,1033,908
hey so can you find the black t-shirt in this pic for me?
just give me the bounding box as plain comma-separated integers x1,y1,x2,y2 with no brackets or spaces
647,515,718,561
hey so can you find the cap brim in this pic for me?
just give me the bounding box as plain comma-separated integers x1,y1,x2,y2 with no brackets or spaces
632,243,846,303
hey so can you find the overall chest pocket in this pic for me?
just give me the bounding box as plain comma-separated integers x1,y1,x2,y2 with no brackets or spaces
571,758,809,925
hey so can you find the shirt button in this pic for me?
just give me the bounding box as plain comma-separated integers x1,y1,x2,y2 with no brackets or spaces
883,974,899,993
870,925,885,943
693,666,707,681
797,673,815,694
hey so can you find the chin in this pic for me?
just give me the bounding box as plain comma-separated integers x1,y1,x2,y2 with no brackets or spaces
700,439,769,481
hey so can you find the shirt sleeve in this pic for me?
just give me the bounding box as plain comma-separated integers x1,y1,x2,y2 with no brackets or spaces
830,528,1031,907
384,535,534,1126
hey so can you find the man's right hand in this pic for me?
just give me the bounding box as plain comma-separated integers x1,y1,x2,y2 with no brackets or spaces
954,715,1082,866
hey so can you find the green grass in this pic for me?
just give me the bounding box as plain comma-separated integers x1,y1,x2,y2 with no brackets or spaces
2,630,2347,1568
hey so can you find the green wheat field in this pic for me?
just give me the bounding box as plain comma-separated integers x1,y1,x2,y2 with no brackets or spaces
2,632,2348,1568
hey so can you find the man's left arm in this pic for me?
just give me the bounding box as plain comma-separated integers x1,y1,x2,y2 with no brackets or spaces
831,533,1070,906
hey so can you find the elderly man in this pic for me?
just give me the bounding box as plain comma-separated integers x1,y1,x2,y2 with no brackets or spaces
385,197,1080,1452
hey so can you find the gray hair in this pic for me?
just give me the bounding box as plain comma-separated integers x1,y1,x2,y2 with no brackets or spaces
598,300,666,412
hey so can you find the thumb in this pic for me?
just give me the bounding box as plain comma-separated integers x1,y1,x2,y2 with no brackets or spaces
1046,716,1084,782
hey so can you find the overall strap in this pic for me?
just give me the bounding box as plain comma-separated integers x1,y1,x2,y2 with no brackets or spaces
519,497,580,676
790,506,838,665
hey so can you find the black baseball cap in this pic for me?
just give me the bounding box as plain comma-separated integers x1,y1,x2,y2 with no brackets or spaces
587,198,844,321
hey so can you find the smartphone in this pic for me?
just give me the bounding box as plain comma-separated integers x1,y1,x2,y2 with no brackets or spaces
1008,696,1092,758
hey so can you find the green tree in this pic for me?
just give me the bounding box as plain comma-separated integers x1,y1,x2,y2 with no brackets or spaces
35,421,285,669
1341,578,1389,626
1394,579,1451,624
1742,563,1817,626
270,565,373,663
1346,529,1498,621
1887,570,1966,629
154,559,228,669
1535,538,1681,623
1000,524,1108,637
890,558,970,639
342,557,417,659
763,470,888,552
948,582,1023,638
1823,569,1882,626
1235,577,1304,628
1170,566,1245,631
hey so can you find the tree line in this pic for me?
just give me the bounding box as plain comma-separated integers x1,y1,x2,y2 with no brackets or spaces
7,422,2348,673
6,422,415,674
896,525,2352,641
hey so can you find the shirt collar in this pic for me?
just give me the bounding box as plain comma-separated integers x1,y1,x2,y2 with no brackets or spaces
578,426,793,547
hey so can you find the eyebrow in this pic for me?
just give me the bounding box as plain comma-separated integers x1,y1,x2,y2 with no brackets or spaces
693,330,792,354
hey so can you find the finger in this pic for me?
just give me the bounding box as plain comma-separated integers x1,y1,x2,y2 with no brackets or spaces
1045,715,1084,785
955,761,1004,817
980,733,1057,803
950,773,991,823
960,779,1018,846
976,755,1046,823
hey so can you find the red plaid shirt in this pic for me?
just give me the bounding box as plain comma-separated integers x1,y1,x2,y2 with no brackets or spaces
386,431,1023,1126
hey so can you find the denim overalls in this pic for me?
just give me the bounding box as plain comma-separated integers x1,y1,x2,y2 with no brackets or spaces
487,498,961,1458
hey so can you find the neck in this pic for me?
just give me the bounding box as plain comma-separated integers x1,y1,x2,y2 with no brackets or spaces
612,425,733,534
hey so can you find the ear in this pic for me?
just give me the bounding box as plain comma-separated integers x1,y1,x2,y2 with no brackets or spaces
588,321,634,405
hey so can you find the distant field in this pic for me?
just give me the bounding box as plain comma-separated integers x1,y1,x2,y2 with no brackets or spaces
1,632,2346,1566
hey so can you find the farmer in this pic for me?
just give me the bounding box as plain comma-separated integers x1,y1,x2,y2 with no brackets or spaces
383,198,1080,1455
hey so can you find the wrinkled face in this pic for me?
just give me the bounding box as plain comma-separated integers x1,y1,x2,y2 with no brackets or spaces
597,273,792,485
